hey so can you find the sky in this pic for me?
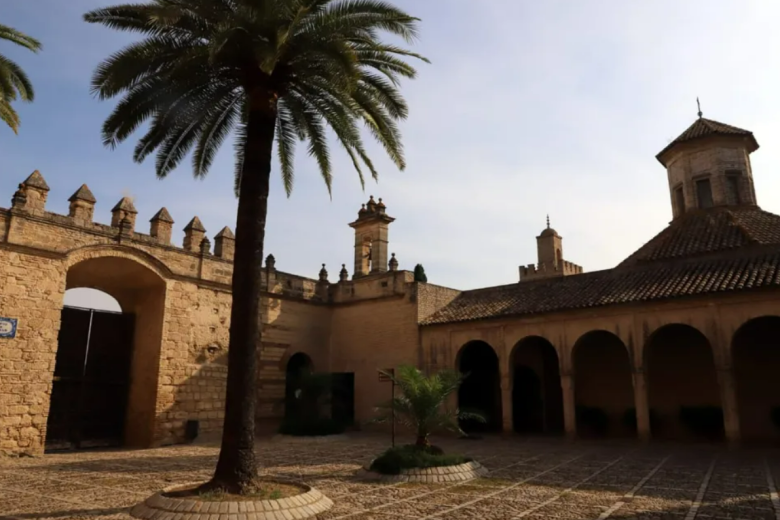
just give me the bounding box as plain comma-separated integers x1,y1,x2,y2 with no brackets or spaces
5,0,780,311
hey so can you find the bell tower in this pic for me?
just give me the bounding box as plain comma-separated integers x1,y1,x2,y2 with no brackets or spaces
348,196,395,278
656,105,760,220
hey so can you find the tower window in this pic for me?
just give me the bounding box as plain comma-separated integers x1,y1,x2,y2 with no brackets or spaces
696,178,713,209
725,171,742,205
674,185,685,214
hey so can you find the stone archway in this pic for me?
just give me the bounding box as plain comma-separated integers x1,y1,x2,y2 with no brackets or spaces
645,324,722,441
511,336,563,435
572,330,634,438
457,341,502,433
732,316,780,442
46,254,167,450
284,353,314,420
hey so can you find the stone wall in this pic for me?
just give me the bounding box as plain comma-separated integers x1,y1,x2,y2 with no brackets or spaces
0,171,327,455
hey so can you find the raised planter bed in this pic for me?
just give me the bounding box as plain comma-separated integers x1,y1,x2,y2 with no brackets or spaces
129,481,333,520
355,460,488,483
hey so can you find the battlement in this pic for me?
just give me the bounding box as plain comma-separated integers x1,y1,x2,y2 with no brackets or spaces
0,170,328,302
519,259,583,282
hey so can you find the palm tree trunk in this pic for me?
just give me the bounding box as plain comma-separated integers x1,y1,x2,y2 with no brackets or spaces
211,94,277,493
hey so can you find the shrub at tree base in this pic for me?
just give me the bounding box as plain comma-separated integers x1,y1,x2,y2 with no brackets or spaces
278,417,345,437
369,445,471,475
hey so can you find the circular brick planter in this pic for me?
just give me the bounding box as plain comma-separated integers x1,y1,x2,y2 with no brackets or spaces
129,481,333,520
356,460,488,483
271,433,349,443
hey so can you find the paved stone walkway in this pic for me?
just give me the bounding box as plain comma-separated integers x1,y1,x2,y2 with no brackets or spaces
1,435,780,519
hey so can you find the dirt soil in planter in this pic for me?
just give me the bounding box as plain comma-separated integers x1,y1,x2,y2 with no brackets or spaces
163,480,306,502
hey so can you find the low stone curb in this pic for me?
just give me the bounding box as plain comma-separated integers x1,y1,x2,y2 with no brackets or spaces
355,460,489,483
129,481,333,520
270,434,350,443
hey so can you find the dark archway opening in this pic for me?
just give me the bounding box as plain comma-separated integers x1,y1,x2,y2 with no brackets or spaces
573,330,634,438
646,324,722,441
457,341,502,433
511,337,563,435
47,256,166,452
732,316,780,442
284,353,314,420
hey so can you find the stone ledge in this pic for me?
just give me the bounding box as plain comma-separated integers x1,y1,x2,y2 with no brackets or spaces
355,460,488,483
270,434,350,443
129,481,333,520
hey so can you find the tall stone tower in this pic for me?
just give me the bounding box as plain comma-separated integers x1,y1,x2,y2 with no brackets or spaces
656,111,759,219
349,196,395,278
519,216,583,282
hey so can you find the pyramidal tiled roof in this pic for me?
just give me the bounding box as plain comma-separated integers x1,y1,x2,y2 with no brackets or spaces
656,117,758,165
68,184,96,203
423,206,780,326
619,206,780,267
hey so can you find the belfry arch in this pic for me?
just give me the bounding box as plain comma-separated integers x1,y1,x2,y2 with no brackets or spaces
46,253,167,450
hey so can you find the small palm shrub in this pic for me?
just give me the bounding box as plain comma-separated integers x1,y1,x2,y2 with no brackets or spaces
371,365,484,448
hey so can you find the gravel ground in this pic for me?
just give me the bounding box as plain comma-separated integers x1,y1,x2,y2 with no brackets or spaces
1,434,779,520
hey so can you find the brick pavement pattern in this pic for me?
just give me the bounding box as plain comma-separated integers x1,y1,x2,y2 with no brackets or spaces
1,434,779,520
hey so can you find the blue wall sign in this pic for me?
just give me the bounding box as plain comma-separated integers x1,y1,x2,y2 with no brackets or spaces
0,318,18,339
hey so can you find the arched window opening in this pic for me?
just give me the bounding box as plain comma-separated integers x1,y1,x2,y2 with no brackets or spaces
64,288,122,312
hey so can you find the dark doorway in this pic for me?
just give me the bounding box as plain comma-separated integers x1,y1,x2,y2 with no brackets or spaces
645,324,721,440
331,373,355,427
732,316,780,442
458,341,502,433
512,366,543,433
572,330,634,438
284,353,313,420
46,306,135,451
511,337,564,435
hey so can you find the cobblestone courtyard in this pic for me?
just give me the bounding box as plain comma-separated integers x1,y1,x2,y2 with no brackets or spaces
1,435,780,520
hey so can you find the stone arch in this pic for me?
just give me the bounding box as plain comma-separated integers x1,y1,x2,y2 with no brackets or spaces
65,244,174,279
644,323,722,440
510,336,563,435
46,252,168,450
456,341,502,433
284,353,315,421
572,330,634,437
732,316,780,442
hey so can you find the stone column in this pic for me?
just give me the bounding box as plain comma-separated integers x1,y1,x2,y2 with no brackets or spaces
561,372,577,440
501,371,513,433
632,368,651,442
717,366,741,446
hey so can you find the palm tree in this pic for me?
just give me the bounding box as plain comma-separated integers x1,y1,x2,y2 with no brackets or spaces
84,0,427,493
372,366,484,449
0,23,41,133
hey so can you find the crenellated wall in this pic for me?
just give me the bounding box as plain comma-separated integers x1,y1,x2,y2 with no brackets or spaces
519,259,583,281
0,170,331,454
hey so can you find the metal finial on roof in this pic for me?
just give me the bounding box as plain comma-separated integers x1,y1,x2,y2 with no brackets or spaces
546,214,550,228
697,97,702,119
